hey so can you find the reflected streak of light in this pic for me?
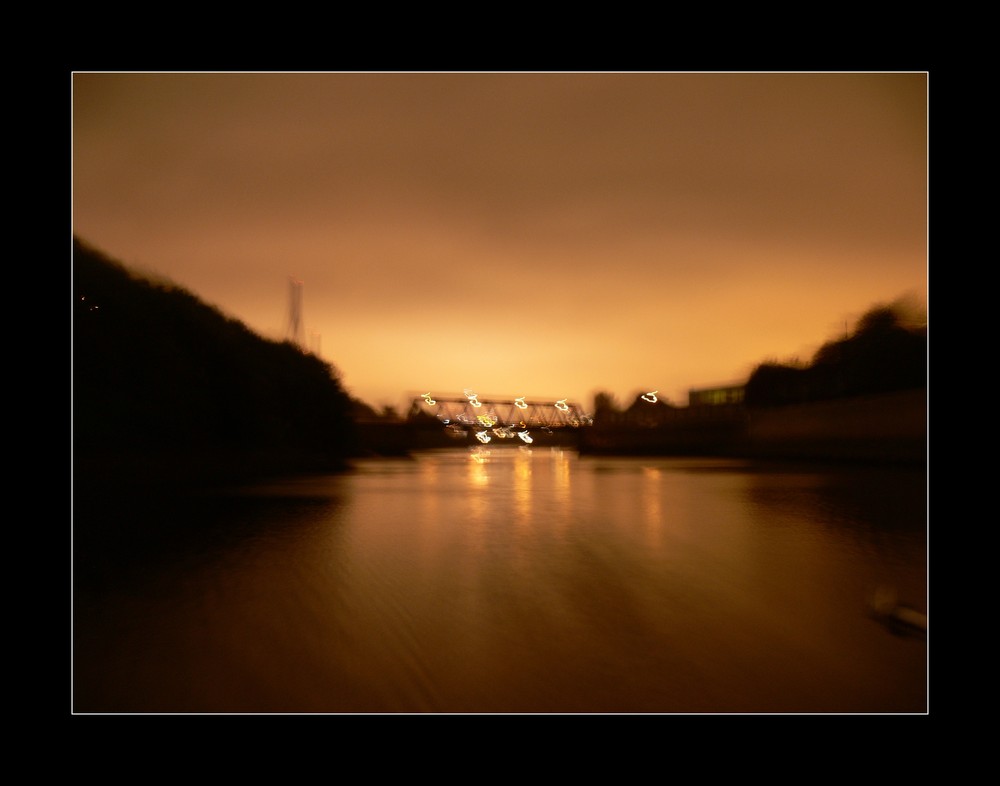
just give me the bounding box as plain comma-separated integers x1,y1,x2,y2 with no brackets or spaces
466,454,490,528
552,448,571,515
642,465,663,548
513,450,532,525
468,450,490,484
517,430,533,444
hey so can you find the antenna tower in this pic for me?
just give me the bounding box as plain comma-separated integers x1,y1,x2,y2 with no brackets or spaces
286,276,305,347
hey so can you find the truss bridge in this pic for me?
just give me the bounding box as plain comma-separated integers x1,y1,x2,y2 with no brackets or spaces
408,393,593,435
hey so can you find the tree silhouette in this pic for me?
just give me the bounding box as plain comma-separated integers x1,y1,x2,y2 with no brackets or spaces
593,391,620,415
745,299,926,407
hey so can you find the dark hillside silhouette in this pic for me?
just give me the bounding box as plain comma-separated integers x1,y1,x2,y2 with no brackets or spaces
73,237,359,491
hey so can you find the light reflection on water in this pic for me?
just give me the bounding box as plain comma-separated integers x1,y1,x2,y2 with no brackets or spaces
74,448,927,714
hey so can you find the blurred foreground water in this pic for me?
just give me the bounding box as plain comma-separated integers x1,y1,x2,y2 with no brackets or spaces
74,447,927,713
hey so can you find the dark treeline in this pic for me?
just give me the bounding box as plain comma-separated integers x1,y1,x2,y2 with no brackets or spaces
743,299,927,408
593,298,927,419
583,296,926,449
74,238,361,491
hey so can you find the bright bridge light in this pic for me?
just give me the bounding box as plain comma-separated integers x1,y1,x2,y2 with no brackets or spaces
641,390,659,403
464,389,483,408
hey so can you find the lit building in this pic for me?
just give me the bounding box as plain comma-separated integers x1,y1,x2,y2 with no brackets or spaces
688,384,745,407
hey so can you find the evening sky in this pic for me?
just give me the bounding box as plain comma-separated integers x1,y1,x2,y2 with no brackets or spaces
72,71,927,411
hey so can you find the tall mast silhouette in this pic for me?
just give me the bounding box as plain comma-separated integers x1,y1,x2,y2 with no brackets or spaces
286,276,305,348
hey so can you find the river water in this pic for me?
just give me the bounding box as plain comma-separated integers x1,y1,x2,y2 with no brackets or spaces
73,446,927,714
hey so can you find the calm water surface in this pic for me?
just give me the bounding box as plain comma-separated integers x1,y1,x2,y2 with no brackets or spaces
74,447,927,713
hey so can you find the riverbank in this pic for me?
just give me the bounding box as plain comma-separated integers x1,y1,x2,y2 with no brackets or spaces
579,389,925,466
740,389,926,465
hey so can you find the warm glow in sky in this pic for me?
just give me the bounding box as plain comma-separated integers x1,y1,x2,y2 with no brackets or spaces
72,72,927,411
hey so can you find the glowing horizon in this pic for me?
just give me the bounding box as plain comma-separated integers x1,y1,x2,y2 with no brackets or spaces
72,72,927,411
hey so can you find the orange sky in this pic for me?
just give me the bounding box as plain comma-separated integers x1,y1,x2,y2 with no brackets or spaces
72,72,927,412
